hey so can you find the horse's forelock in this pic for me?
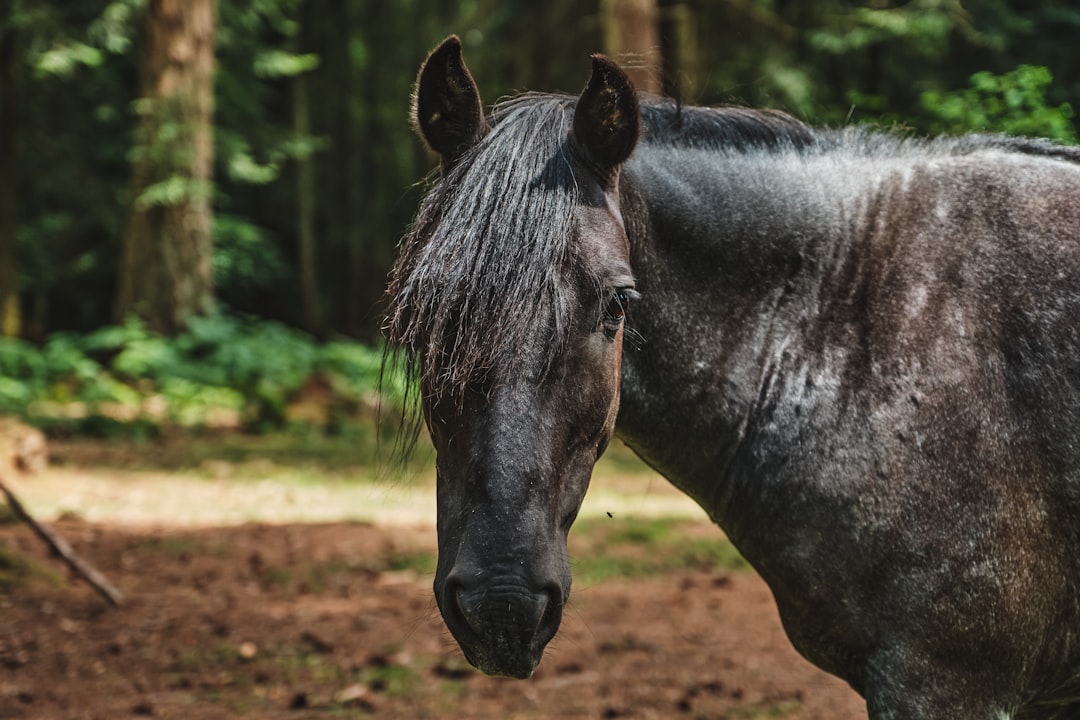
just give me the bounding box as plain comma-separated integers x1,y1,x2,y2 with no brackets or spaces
385,95,582,403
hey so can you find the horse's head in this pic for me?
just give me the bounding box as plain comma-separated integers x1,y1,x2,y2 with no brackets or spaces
386,36,640,678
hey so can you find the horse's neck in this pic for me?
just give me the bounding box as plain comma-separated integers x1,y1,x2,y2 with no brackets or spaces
614,143,865,519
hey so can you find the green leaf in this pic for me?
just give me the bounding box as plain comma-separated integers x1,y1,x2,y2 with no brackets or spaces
135,177,213,209
34,42,103,78
228,151,280,184
252,50,320,78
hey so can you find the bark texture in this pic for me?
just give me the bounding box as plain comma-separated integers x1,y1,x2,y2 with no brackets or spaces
116,0,216,334
600,0,661,94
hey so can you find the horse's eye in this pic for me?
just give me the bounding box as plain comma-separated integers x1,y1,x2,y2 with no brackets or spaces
605,295,626,322
601,288,638,330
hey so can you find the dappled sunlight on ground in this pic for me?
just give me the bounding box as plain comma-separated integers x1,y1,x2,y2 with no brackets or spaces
12,437,706,528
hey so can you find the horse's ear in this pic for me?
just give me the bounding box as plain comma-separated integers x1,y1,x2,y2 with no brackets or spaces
573,55,640,175
412,35,490,170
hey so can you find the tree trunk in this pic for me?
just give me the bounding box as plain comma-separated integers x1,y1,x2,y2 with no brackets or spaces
293,70,322,335
600,0,661,94
0,27,22,338
354,0,386,338
116,0,216,335
660,2,701,103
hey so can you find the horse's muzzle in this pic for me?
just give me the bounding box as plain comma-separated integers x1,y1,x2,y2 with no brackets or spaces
439,574,564,678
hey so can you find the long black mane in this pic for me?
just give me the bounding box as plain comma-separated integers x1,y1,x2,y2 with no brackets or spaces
384,93,1080,403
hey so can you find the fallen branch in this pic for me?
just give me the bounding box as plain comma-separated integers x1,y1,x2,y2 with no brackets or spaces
0,474,123,607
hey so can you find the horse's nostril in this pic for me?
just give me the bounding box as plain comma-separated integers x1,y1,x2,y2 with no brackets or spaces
453,583,476,631
450,578,554,637
537,584,563,632
438,573,566,678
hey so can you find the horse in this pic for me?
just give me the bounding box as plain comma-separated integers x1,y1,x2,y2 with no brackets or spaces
385,35,1080,719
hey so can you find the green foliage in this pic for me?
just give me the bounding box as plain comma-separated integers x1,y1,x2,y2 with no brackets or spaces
0,314,403,435
87,0,143,55
213,214,289,290
33,41,104,78
135,177,214,210
320,341,405,403
920,65,1076,141
253,49,319,78
809,0,957,56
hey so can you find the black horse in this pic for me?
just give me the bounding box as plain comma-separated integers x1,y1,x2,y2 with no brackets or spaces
386,36,1080,719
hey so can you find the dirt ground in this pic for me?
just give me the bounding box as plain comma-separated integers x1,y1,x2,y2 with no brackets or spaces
0,437,867,720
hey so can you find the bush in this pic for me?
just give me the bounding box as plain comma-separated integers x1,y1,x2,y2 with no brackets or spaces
920,65,1076,142
0,313,403,435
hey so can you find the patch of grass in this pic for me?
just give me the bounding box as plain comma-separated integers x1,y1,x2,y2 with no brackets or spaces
438,678,470,699
262,567,294,587
570,516,748,583
571,555,661,584
0,541,63,592
382,550,436,575
361,662,419,698
0,543,35,591
675,538,751,573
52,425,435,481
298,558,377,594
0,503,18,525
169,642,241,674
607,516,676,544
186,429,380,471
593,438,658,477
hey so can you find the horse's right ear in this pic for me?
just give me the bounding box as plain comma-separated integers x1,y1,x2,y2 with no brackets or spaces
573,55,640,176
412,35,490,170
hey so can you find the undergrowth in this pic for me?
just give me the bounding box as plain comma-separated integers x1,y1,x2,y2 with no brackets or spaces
0,313,408,437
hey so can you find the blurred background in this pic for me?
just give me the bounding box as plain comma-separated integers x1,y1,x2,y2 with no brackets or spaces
0,4,1077,718
0,0,1076,435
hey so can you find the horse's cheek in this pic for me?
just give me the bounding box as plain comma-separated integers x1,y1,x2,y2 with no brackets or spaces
603,327,626,435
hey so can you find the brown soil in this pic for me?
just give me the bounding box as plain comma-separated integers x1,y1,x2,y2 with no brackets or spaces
0,516,867,719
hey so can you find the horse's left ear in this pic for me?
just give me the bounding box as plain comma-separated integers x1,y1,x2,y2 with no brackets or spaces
413,35,490,170
573,55,640,175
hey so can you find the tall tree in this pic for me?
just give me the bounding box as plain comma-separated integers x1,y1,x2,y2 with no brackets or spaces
660,1,702,103
0,21,22,337
292,64,322,335
600,0,660,94
115,0,216,334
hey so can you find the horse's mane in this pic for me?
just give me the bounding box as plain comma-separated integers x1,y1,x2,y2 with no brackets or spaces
643,99,1080,165
641,100,818,151
384,91,1080,405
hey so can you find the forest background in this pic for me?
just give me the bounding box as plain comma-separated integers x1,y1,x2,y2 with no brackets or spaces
0,0,1076,435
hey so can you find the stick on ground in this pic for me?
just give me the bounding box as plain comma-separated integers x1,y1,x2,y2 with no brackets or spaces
0,474,123,606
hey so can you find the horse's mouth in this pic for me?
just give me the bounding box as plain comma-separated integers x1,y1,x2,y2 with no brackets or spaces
459,633,545,679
